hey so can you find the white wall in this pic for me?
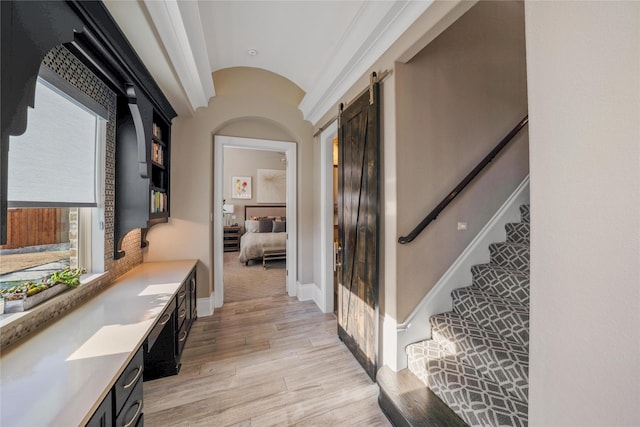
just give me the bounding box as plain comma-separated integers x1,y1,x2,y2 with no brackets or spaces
526,2,640,425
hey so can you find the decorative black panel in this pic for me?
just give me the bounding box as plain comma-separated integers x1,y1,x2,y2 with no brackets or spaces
0,0,176,248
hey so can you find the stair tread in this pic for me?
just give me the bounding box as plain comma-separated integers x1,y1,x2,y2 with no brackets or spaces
471,263,529,278
423,341,528,427
452,287,528,312
377,366,468,427
489,241,529,250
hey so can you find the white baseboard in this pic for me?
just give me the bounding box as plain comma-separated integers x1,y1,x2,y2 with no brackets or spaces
389,176,530,371
381,313,399,369
296,281,316,301
197,293,216,317
296,281,324,311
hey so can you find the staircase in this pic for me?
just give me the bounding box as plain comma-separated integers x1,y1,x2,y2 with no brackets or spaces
405,204,530,427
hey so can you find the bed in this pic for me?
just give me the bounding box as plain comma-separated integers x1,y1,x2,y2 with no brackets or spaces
238,205,287,265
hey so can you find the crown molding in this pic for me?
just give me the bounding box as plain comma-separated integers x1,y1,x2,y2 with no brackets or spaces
299,0,432,125
143,0,215,112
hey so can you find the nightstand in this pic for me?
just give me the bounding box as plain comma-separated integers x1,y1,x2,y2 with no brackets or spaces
223,225,241,252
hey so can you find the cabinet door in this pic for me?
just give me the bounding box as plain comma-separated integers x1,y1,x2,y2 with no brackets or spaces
86,390,113,427
187,270,197,324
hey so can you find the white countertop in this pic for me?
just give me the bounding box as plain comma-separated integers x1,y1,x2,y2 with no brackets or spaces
0,260,197,427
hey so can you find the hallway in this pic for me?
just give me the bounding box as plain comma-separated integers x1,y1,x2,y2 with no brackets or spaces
143,294,390,426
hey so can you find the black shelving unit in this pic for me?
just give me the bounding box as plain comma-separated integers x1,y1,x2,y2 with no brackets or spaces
114,90,172,258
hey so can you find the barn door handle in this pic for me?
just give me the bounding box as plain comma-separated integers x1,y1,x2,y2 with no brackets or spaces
334,245,342,270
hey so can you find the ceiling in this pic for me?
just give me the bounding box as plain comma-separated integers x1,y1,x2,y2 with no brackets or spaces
104,0,433,124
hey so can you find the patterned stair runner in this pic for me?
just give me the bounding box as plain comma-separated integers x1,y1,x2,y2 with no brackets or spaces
407,204,530,426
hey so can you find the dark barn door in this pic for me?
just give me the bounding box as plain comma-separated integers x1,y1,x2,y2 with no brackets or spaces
337,74,380,381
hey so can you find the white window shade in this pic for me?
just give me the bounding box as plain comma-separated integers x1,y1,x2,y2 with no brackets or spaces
8,80,100,207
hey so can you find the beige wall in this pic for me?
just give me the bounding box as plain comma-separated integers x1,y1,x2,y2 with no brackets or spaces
144,69,314,298
526,2,640,425
223,147,286,224
393,1,529,321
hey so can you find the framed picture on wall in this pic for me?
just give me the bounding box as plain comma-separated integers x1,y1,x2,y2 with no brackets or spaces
257,169,286,203
231,176,252,199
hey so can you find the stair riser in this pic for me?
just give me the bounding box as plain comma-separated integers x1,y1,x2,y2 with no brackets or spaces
506,223,530,244
471,265,530,305
490,243,530,271
453,295,529,347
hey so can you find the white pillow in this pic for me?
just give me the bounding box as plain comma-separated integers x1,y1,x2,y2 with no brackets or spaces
244,220,259,233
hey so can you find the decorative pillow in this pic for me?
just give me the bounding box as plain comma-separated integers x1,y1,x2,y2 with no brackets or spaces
272,220,286,233
244,220,259,233
258,217,273,233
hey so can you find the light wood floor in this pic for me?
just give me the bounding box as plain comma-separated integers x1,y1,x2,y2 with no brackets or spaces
143,294,391,426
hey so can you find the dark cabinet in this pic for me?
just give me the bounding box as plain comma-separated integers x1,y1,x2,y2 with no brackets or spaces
87,346,144,427
187,270,197,327
86,390,113,427
115,91,172,259
143,267,196,380
143,296,177,380
115,376,143,427
223,226,241,252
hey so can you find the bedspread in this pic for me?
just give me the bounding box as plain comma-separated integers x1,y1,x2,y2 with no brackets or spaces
238,232,287,263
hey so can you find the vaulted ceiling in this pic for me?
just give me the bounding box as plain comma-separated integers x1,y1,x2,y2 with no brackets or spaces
103,0,433,124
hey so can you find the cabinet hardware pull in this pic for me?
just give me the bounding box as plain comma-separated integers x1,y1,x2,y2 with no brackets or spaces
190,278,196,291
179,309,186,319
158,313,171,326
178,290,186,300
123,365,143,389
179,331,188,342
123,400,143,427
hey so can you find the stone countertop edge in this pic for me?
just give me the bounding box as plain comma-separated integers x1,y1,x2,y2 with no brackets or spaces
0,259,197,427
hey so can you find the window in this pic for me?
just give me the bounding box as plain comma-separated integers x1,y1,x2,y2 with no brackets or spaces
0,76,106,292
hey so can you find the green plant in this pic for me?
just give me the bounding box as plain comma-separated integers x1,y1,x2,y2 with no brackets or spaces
0,268,86,300
47,268,86,288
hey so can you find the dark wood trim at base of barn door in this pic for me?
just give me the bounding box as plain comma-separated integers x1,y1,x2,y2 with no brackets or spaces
338,324,377,381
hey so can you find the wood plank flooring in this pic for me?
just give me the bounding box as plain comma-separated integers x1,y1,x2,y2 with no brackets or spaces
143,294,391,426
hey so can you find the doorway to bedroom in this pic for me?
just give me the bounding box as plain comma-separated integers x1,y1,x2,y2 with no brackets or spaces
213,136,297,307
223,147,287,302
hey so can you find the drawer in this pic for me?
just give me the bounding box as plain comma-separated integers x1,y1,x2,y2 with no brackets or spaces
146,299,176,351
114,347,144,417
115,376,143,427
176,282,187,308
176,297,187,330
176,316,189,355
